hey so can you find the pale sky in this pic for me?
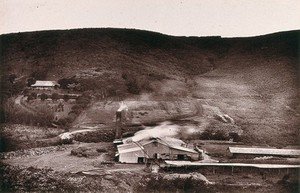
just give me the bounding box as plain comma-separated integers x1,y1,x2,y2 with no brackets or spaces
1,0,300,37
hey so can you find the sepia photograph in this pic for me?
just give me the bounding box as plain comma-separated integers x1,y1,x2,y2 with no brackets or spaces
0,0,299,192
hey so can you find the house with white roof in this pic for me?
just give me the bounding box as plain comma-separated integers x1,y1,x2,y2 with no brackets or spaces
31,80,59,90
116,137,200,163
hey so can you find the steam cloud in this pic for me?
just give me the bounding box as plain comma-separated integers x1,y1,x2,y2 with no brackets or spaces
132,121,179,142
117,102,128,112
131,121,207,142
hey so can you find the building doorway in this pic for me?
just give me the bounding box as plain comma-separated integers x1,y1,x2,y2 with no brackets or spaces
138,157,144,164
177,154,185,160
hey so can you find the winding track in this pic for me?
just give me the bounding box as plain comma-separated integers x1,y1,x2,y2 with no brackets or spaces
15,95,36,113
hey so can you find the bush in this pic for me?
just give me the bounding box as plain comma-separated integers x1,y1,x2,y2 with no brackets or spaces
200,130,214,140
40,93,48,101
4,100,54,127
27,78,36,87
63,94,69,102
200,129,229,141
0,164,88,192
214,130,229,140
27,95,35,102
31,92,37,99
58,78,78,89
134,175,213,193
125,78,140,94
51,93,59,101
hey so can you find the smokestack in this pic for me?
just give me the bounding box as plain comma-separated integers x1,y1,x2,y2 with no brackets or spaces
115,102,128,139
116,102,128,123
115,125,122,139
116,111,122,123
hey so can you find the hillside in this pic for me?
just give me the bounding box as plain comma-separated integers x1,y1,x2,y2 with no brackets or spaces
0,28,299,146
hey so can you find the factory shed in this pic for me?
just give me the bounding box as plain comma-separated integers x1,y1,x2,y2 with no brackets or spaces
117,137,200,164
116,143,145,163
228,147,300,158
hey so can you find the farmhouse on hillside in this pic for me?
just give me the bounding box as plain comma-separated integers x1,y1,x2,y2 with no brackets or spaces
116,137,200,163
31,80,59,90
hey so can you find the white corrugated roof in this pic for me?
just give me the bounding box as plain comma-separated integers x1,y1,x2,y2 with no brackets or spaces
135,137,197,154
169,145,198,154
229,147,300,156
165,161,300,169
118,137,198,155
117,143,144,154
31,81,56,87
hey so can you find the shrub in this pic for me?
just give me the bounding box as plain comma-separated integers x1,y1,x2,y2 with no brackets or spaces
27,95,34,102
58,78,78,89
125,78,140,94
214,130,229,140
30,92,37,99
200,129,229,141
8,74,17,83
27,78,36,87
200,130,213,140
51,93,59,101
40,93,48,101
23,88,30,96
134,175,214,193
63,94,69,102
4,100,54,127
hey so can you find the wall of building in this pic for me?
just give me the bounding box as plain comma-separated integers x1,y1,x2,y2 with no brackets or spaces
31,86,54,90
170,148,199,160
143,142,199,160
143,142,172,159
118,141,200,163
119,149,144,163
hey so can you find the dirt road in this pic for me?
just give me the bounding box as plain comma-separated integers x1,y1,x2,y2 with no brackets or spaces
15,95,36,113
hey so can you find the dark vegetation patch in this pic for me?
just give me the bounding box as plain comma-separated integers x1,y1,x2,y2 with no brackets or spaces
70,146,105,158
4,99,55,127
55,93,92,129
0,124,64,152
72,129,115,143
134,175,214,193
133,174,296,193
0,163,103,192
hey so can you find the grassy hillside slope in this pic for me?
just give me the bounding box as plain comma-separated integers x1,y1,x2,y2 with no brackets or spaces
0,28,299,146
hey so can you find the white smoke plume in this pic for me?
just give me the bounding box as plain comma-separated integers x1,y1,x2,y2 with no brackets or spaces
132,121,179,142
117,102,128,112
131,121,206,142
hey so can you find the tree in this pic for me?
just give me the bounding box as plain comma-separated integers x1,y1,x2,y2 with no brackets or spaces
23,88,30,96
214,130,228,140
125,78,140,95
51,93,59,101
11,81,26,96
27,95,34,102
30,92,37,99
200,130,213,140
27,78,36,87
40,93,48,101
8,74,17,83
58,78,78,89
63,94,69,102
